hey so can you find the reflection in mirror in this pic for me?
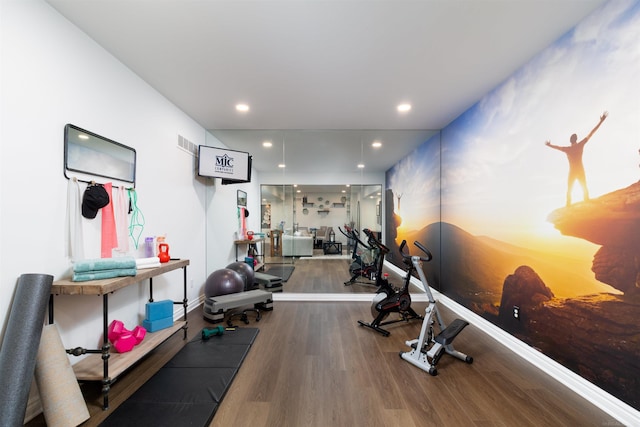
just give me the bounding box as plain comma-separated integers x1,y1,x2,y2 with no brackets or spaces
260,184,382,293
64,124,136,185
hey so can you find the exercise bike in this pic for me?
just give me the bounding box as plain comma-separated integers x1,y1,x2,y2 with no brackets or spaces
399,240,473,375
357,230,423,336
339,225,379,287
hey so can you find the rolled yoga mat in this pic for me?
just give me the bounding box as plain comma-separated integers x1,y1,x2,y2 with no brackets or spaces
0,273,53,427
35,324,90,427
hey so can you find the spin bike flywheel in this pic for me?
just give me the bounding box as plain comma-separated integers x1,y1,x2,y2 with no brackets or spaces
370,292,389,321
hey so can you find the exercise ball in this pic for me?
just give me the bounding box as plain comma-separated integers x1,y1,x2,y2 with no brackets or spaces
226,261,255,291
205,268,244,297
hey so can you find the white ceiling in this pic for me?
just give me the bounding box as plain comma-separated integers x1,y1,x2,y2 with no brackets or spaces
46,0,605,174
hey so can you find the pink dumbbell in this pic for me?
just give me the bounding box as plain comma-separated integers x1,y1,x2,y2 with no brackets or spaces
112,331,137,353
108,320,147,353
108,319,128,343
132,325,146,344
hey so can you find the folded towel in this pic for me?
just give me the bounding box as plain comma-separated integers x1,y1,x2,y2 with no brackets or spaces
135,257,160,267
137,262,161,270
73,256,136,273
72,268,138,282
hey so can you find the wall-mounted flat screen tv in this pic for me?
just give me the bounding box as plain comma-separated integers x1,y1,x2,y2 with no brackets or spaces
198,145,251,183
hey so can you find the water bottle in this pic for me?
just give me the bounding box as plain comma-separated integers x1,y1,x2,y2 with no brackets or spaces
144,237,154,258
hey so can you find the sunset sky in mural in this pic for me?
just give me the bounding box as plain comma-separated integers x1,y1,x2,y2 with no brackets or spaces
388,1,639,259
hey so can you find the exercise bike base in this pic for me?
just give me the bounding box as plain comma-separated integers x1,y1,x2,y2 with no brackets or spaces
358,320,391,337
358,312,423,337
400,318,473,376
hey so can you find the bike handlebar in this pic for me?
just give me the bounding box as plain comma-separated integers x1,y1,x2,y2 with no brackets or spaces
413,241,433,262
339,226,370,249
363,228,389,253
398,239,433,263
338,226,350,238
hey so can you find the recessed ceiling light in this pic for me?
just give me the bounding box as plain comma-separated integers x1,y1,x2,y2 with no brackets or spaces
236,103,249,112
278,163,286,168
357,163,365,169
372,141,382,148
397,103,412,112
263,141,272,147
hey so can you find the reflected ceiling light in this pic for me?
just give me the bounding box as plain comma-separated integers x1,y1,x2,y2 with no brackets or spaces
78,134,89,140
262,141,272,147
278,163,286,168
372,141,382,148
357,163,365,169
235,103,249,112
341,190,346,193
397,103,411,112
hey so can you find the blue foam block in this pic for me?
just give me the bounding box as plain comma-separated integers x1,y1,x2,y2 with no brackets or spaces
146,300,173,321
143,316,174,333
244,257,254,268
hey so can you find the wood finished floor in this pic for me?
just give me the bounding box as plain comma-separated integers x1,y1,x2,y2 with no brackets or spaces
27,256,621,426
265,248,391,293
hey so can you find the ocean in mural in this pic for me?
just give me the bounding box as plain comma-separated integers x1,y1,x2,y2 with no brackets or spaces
386,0,640,410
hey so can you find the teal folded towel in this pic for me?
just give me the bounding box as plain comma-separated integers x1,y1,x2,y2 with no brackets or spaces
73,257,136,273
72,268,138,282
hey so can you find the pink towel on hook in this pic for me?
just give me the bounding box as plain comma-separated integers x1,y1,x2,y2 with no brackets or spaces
240,207,247,237
101,183,118,258
114,186,129,253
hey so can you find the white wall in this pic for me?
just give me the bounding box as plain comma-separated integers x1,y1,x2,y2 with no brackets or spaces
0,1,241,356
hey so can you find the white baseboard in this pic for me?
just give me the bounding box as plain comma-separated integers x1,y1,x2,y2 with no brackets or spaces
179,294,206,320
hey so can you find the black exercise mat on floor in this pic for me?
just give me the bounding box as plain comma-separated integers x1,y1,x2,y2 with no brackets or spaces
100,328,259,427
263,265,295,282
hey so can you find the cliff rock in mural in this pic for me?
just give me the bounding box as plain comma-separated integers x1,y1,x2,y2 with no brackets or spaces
548,181,640,295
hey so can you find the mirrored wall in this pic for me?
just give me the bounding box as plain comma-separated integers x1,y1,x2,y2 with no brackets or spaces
260,184,381,267
205,128,397,294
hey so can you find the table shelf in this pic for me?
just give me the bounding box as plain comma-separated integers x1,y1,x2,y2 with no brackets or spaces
49,259,190,410
73,321,186,381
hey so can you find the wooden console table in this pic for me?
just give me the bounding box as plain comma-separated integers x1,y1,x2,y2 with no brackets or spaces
234,238,264,270
48,259,189,410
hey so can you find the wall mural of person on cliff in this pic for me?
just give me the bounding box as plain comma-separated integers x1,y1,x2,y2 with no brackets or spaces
385,0,640,411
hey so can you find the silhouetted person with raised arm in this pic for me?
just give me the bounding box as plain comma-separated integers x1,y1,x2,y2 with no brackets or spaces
545,111,608,206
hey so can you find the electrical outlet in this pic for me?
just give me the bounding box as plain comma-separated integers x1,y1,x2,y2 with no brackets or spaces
513,306,520,320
